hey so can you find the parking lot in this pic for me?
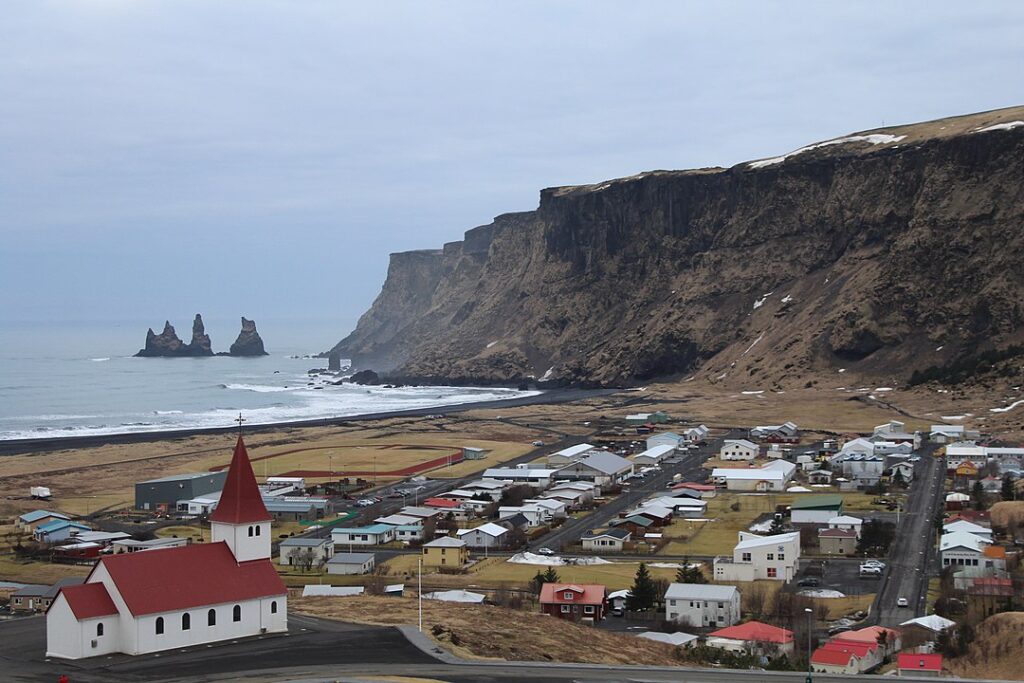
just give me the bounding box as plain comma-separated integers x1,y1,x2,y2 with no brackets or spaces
792,557,880,597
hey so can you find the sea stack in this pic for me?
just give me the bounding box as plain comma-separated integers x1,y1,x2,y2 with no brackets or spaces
135,314,214,357
229,317,269,356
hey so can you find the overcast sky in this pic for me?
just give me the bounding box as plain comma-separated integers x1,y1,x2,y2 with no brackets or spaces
1,1,1021,344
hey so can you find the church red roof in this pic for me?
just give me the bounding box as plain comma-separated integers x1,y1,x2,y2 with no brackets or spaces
98,542,285,616
59,583,119,620
208,436,271,524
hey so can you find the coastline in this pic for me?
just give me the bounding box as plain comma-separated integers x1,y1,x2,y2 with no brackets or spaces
0,387,617,456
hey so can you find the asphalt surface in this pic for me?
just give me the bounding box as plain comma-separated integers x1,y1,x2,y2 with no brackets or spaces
872,446,946,627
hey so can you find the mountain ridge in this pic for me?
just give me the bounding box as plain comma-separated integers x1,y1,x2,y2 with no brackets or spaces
328,106,1024,388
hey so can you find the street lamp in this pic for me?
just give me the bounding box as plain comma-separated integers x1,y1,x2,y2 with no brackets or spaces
804,607,814,682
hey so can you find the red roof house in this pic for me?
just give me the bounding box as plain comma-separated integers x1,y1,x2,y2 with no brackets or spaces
708,621,794,658
811,647,861,673
898,653,943,676
539,583,607,622
424,497,462,509
834,625,902,655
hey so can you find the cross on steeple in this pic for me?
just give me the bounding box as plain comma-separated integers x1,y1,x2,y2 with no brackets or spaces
235,412,246,435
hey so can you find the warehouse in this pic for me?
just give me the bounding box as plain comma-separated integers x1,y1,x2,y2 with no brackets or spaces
134,471,228,511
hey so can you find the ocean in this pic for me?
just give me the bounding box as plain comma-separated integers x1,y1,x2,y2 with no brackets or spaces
0,319,538,441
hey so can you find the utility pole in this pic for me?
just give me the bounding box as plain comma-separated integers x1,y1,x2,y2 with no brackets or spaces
805,607,814,682
418,556,423,632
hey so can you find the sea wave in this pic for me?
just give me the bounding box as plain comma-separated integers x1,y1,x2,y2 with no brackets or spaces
89,357,111,362
222,383,297,393
154,410,184,415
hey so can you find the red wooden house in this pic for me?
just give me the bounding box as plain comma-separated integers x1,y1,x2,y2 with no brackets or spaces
539,583,607,622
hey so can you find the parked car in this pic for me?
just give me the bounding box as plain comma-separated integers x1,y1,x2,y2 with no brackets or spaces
861,560,885,569
537,547,556,556
355,499,375,507
532,440,545,446
797,577,821,587
897,597,909,607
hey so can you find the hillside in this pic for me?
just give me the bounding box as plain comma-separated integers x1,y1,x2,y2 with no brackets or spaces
291,595,681,665
329,106,1024,388
947,612,1024,681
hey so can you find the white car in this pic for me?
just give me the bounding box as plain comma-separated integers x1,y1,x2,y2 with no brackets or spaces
897,597,909,607
536,547,556,556
355,499,375,507
909,456,921,462
862,560,885,569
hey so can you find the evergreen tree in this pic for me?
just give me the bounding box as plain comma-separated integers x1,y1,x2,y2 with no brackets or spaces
675,557,707,584
626,562,657,611
768,515,787,535
1002,474,1015,501
972,480,987,510
542,566,560,584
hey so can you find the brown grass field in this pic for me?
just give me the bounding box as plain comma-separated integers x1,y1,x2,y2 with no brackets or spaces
292,595,683,665
947,612,1024,681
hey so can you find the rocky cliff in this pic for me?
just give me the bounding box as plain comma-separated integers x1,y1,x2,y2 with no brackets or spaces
136,314,214,357
328,107,1024,388
228,317,269,356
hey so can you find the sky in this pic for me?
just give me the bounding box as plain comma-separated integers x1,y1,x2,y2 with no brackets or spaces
1,1,1022,347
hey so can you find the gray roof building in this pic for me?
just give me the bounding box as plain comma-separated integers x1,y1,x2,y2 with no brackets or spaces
134,471,227,510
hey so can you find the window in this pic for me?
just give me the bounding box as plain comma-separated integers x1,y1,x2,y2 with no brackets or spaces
718,602,724,608
233,605,241,622
767,553,774,560
208,609,217,626
255,525,261,536
248,526,254,537
155,617,164,635
96,623,104,637
767,567,777,578
271,601,278,614
564,592,574,600
778,553,785,560
560,605,570,613
584,605,595,614
741,552,752,562
182,613,191,630
669,599,676,607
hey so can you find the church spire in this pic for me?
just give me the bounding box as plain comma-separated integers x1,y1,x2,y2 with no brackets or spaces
209,435,270,525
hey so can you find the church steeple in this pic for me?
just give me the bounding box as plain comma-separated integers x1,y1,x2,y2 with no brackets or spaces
210,435,271,562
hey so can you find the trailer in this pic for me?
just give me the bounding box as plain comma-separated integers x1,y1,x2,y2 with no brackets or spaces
30,486,52,500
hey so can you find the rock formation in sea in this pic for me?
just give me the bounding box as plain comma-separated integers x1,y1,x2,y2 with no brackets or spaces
327,105,1024,388
228,317,269,356
135,314,214,357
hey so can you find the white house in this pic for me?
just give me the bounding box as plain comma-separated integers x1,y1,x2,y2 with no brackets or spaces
837,454,886,487
930,425,966,443
827,515,863,538
664,583,741,628
331,524,395,546
458,478,513,501
873,441,914,456
278,536,334,567
633,444,676,467
942,520,992,541
498,504,551,528
546,443,599,466
581,528,630,551
110,538,188,554
525,498,567,519
646,432,684,450
552,451,633,486
836,437,876,459
720,439,759,461
940,531,1004,576
481,467,558,489
325,552,375,575
711,460,795,492
890,462,915,483
713,531,800,582
750,422,799,440
684,425,710,443
455,522,509,549
45,436,287,660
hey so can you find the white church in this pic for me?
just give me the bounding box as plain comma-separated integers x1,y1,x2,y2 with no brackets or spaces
46,436,288,659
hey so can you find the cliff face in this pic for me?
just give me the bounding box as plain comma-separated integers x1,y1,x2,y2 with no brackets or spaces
329,107,1024,387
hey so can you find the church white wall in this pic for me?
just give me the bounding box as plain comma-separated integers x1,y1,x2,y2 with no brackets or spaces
46,592,122,659
212,521,271,562
132,596,286,655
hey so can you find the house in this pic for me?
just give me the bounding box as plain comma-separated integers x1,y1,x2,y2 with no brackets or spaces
278,537,334,567
481,467,558,489
331,524,396,546
45,436,287,660
646,432,684,450
539,488,588,510
811,645,865,675
931,425,966,443
940,530,991,567
134,471,228,511
16,510,70,532
873,420,921,448
539,583,607,622
889,461,915,483
110,538,189,554
33,520,92,543
818,528,857,555
808,469,833,484
943,519,992,540
421,536,468,568
706,621,794,660
497,512,530,532
672,482,717,498
873,440,915,456
393,524,424,543
325,552,375,575
626,411,669,425
525,498,567,519
455,522,510,549
581,528,630,551
711,460,796,492
790,495,844,525
375,513,424,527
945,492,970,511
459,478,513,501
750,422,799,442
424,497,471,520
713,531,800,582
838,454,886,487
633,444,676,467
684,425,710,442
546,443,599,466
897,653,943,677
552,451,633,486
719,439,759,461
73,531,132,547
899,614,956,647
11,578,84,613
624,503,673,526
834,626,901,658
638,631,698,647
610,515,655,536
498,504,551,528
664,583,740,628
837,437,877,458
827,515,863,538
645,495,707,518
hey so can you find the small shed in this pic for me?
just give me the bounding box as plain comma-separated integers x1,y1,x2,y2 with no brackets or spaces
326,552,376,575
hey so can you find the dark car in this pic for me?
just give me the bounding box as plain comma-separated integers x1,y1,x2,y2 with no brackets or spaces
797,577,821,587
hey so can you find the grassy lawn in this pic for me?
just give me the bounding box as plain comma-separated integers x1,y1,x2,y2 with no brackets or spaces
659,492,883,556
155,524,209,543
58,493,133,517
0,555,90,584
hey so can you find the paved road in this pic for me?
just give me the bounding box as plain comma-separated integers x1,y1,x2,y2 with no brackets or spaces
532,437,724,552
872,446,946,627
